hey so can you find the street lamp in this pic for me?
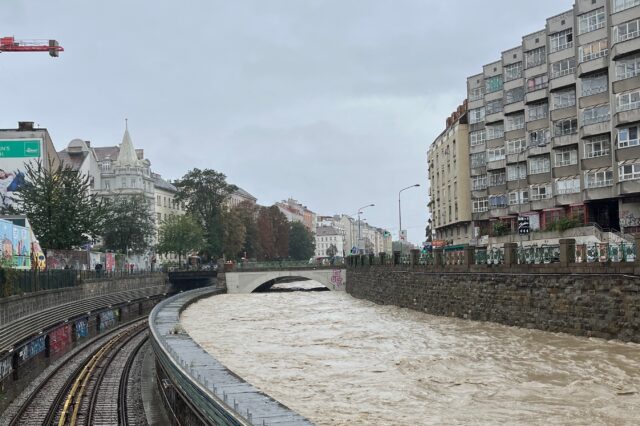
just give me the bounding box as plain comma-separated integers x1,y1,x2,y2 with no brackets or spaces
357,204,374,254
398,184,420,252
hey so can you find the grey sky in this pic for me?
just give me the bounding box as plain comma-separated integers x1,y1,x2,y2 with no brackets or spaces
1,0,573,243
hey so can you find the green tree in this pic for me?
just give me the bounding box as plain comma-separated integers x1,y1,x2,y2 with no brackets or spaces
157,214,204,266
102,195,155,254
256,206,289,260
288,222,315,260
5,159,107,250
236,201,261,260
221,207,246,260
174,169,237,259
326,243,338,258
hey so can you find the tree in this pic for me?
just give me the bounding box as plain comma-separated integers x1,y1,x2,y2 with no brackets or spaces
256,206,289,260
221,207,246,260
288,222,315,260
157,214,204,266
102,195,155,254
174,168,237,259
326,243,338,258
256,207,275,260
5,159,107,251
235,201,261,260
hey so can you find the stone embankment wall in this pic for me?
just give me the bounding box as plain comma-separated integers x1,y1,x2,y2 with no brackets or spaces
347,267,640,343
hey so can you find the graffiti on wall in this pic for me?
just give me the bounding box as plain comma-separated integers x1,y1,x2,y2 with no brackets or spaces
45,249,90,270
18,335,46,363
0,356,12,380
49,324,72,356
99,310,117,332
75,318,88,338
620,208,640,227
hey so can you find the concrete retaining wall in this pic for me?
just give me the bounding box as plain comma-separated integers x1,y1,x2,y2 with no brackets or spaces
347,267,640,343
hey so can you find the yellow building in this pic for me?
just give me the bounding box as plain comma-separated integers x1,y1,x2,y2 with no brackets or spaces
427,101,472,245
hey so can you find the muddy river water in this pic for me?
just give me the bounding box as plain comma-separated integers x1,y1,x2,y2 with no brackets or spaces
181,283,640,425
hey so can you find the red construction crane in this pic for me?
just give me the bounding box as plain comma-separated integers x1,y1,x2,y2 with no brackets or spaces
0,36,63,57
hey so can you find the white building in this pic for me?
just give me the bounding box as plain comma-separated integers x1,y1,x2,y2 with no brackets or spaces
314,226,345,258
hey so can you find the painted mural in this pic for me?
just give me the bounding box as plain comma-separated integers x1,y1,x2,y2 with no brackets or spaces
75,318,89,339
0,356,12,381
99,310,117,332
620,203,640,228
49,324,72,356
0,219,31,269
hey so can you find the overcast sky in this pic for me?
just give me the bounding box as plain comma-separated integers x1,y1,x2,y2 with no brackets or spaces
1,0,573,244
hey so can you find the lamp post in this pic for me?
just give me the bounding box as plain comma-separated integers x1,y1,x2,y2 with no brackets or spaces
398,184,420,252
357,204,374,254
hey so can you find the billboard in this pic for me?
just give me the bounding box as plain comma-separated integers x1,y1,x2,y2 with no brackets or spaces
0,218,31,269
0,139,43,208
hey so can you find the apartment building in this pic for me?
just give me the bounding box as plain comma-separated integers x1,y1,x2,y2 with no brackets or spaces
465,0,640,238
427,102,472,245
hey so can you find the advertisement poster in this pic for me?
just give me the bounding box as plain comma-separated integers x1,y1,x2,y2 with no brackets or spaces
0,139,42,208
49,324,72,356
105,252,115,271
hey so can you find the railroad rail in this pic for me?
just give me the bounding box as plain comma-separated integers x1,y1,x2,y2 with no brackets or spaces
8,320,148,426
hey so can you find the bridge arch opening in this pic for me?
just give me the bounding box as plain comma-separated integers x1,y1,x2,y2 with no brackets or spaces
252,277,330,293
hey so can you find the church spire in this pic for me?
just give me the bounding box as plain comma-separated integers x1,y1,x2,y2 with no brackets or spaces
117,120,139,166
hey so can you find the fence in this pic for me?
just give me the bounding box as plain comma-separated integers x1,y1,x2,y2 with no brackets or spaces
0,268,162,298
233,259,345,271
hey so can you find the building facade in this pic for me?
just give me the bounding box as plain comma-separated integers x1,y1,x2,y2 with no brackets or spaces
427,102,472,245
275,198,317,232
315,226,345,258
463,0,640,241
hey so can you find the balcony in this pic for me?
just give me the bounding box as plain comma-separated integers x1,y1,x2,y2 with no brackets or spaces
528,171,552,185
486,159,506,170
487,184,507,195
470,143,486,154
470,166,487,176
584,185,614,200
489,207,510,218
471,189,488,198
577,55,609,76
553,164,580,179
525,87,548,104
581,120,611,138
615,108,640,127
530,197,557,211
619,179,640,195
549,73,576,91
553,133,579,147
504,100,525,115
528,143,552,156
613,75,640,94
612,36,640,59
486,111,504,123
616,145,640,161
582,154,612,170
555,192,582,205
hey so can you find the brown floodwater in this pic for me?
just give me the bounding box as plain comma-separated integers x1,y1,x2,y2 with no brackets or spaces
181,283,640,425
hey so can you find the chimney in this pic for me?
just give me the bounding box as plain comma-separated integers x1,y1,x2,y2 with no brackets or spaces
18,121,34,131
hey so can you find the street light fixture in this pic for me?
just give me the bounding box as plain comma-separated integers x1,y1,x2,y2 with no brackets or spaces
398,184,420,251
357,204,375,254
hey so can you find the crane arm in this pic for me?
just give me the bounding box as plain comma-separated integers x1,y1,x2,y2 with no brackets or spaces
0,37,64,57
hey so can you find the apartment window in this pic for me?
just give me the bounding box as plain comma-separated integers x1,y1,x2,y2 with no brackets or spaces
529,128,551,146
583,135,611,158
530,183,553,200
469,107,485,124
470,130,486,146
585,168,613,188
618,125,640,148
529,156,551,174
582,104,610,125
471,152,486,168
486,75,503,93
617,88,640,112
550,29,574,52
556,177,581,194
527,102,548,121
507,163,527,181
469,87,485,101
487,147,506,162
508,189,529,205
616,54,640,80
526,74,548,92
506,139,527,155
472,175,487,190
578,7,605,34
554,118,578,137
472,198,489,213
581,73,608,97
101,161,111,172
156,195,161,206
103,181,110,190
488,194,508,208
504,62,523,81
486,99,503,115
554,147,578,167
525,46,546,68
579,39,608,63
550,58,577,79
619,161,640,180
551,88,576,109
488,170,506,186
505,114,525,131
613,0,640,13
614,18,640,43
486,124,504,140
504,86,525,104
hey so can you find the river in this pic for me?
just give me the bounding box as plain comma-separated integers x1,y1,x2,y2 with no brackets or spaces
181,282,640,425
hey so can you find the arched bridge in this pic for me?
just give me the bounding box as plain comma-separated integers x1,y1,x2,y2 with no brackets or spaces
225,262,346,293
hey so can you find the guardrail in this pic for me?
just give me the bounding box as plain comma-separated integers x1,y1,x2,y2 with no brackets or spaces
233,259,345,271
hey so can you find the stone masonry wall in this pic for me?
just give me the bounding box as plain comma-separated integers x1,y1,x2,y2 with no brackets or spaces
347,267,640,343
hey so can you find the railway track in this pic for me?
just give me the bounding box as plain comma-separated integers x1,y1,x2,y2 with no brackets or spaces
8,320,149,426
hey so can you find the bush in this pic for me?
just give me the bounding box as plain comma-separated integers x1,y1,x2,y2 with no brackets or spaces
492,221,511,236
545,214,583,232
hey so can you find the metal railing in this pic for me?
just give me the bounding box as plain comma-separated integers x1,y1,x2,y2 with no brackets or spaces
235,259,345,271
575,242,636,263
474,247,504,265
517,245,560,264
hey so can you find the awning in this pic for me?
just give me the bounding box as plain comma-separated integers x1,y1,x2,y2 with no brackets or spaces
618,159,640,166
